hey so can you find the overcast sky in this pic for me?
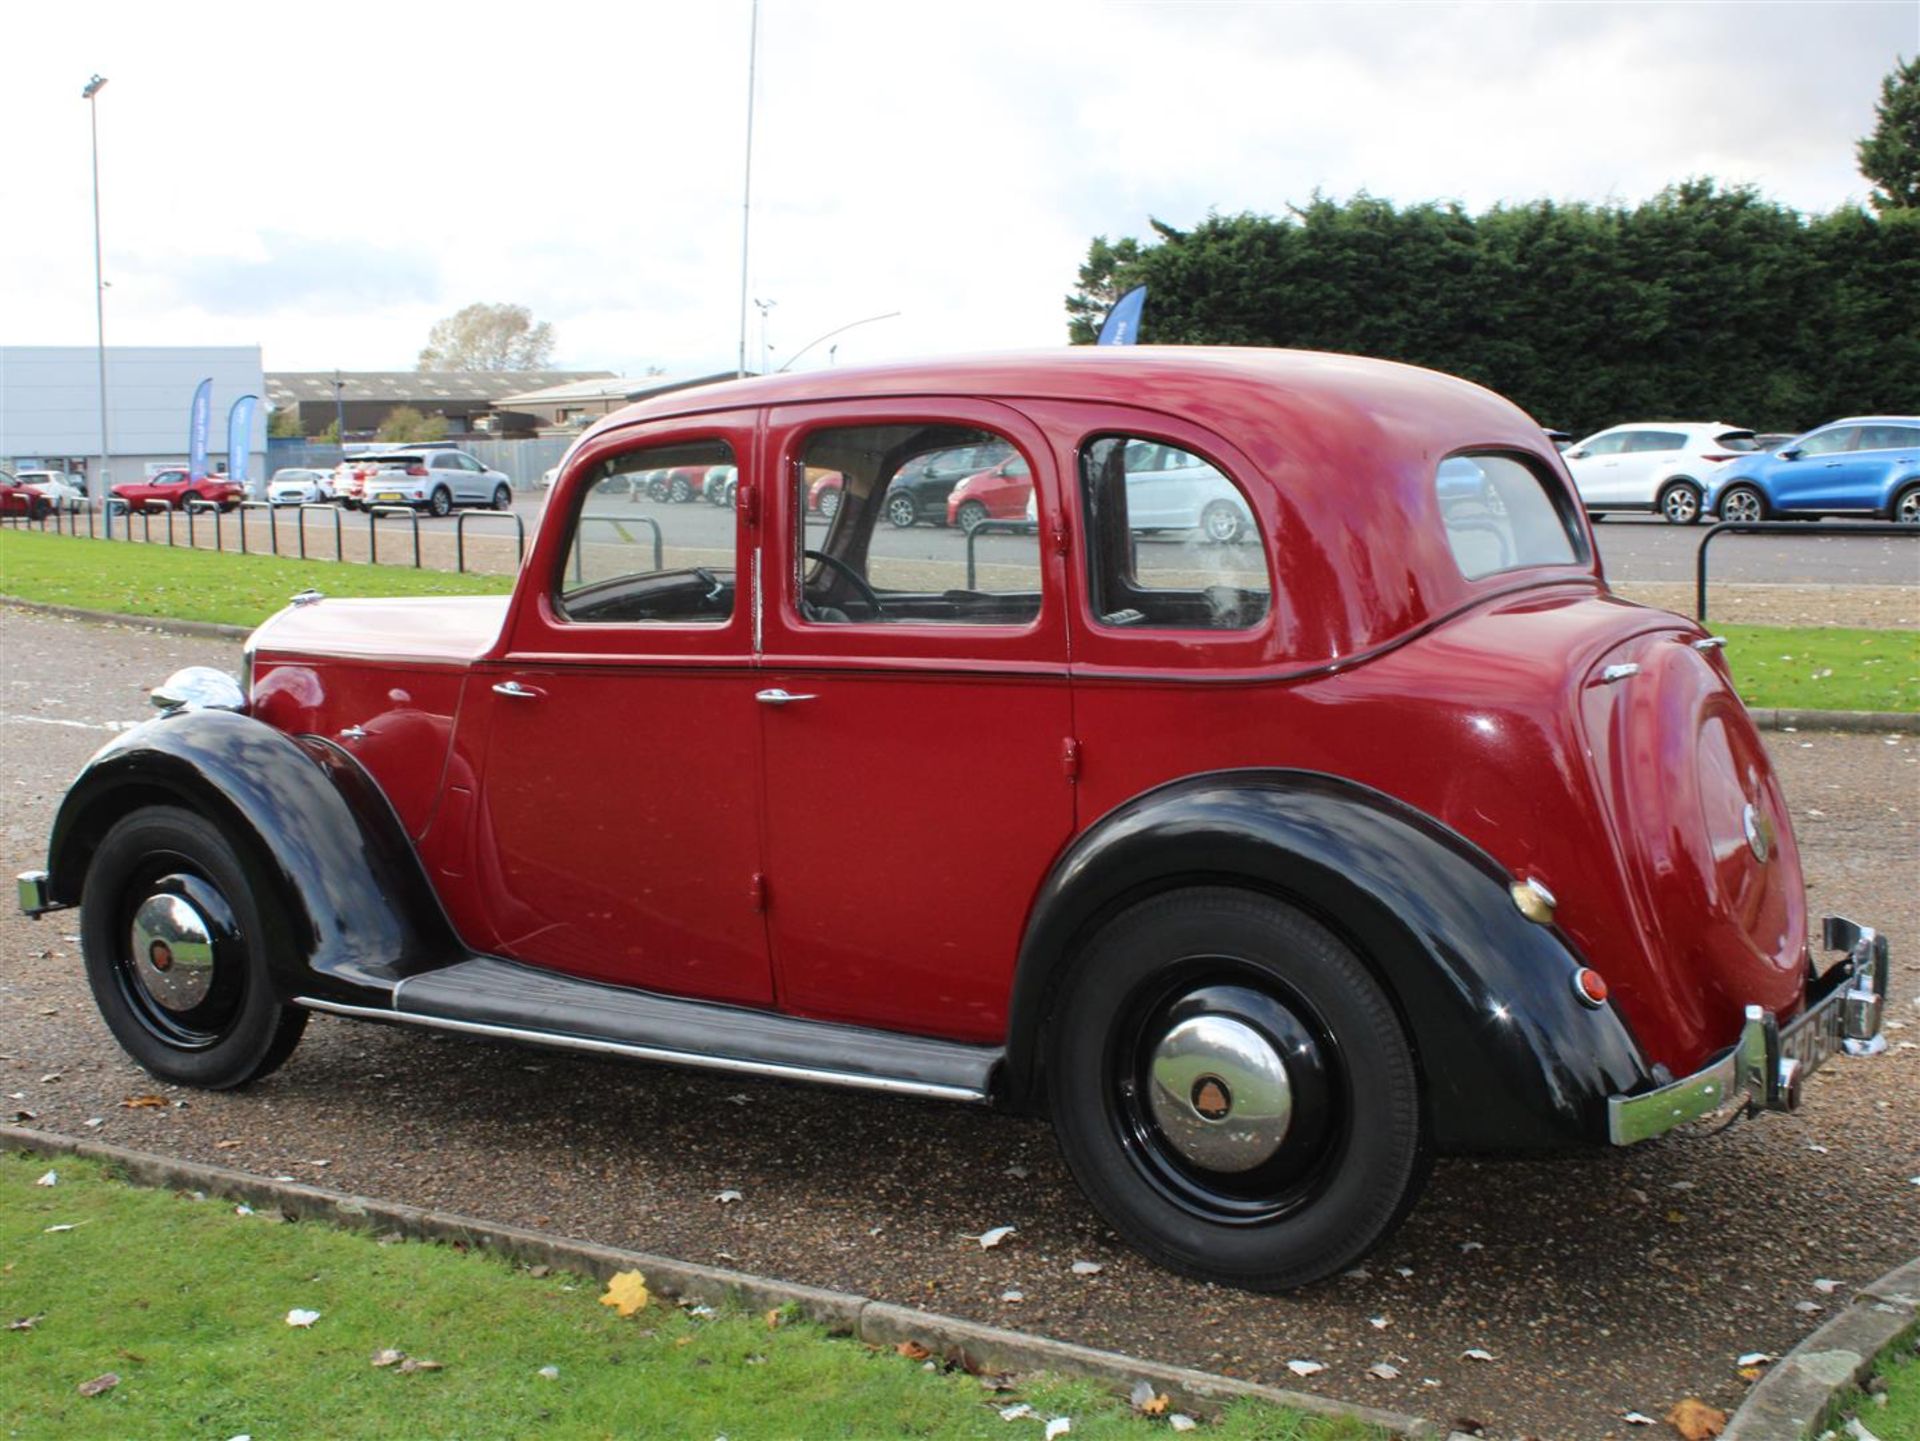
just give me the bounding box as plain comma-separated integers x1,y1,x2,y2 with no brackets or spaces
5,1,1913,380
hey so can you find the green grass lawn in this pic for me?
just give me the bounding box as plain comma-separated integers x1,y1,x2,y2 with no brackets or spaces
1862,1336,1920,1439
1,1153,1373,1441
0,529,511,628
1,529,1911,713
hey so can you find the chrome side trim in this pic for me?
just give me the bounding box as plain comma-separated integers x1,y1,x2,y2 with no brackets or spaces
293,996,991,1104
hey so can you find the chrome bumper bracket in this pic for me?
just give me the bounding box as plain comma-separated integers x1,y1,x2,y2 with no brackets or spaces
16,869,61,918
1608,915,1890,1145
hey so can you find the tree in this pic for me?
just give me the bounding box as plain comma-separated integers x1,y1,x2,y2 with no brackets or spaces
1858,55,1920,212
268,406,305,439
315,419,340,444
376,406,450,443
417,302,556,371
1065,235,1143,344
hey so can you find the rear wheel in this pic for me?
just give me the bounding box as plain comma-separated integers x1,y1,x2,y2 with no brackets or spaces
1657,480,1702,525
1892,484,1920,525
669,475,693,503
819,489,841,520
80,806,307,1089
428,486,453,518
492,483,513,511
886,494,918,529
1201,500,1245,543
1718,484,1765,523
1046,888,1426,1291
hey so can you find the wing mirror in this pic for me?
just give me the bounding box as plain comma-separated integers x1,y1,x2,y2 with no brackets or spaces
1778,448,1801,461
1567,449,1589,460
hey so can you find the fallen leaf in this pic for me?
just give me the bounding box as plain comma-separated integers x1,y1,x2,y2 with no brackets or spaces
120,1095,166,1109
1368,1362,1401,1380
234,1205,254,1217
599,1271,649,1317
1462,1347,1495,1362
8,1314,46,1331
397,1358,443,1374
1005,1164,1031,1179
1793,1301,1823,1314
764,1308,786,1330
371,1349,406,1368
1813,1278,1841,1294
714,1189,743,1205
34,1171,56,1187
1458,1240,1484,1252
895,1340,931,1361
1623,1412,1657,1426
1070,1260,1103,1276
974,1226,1016,1249
1666,1398,1727,1440
286,1309,320,1328
76,1373,119,1397
1169,1417,1197,1434
1044,1420,1071,1440
1000,1289,1024,1304
999,1403,1036,1421
537,1365,560,1380
1369,1315,1391,1330
43,1223,85,1234
1129,1380,1168,1414
1736,1352,1775,1368
1286,1359,1326,1376
215,1140,241,1149
83,1118,103,1129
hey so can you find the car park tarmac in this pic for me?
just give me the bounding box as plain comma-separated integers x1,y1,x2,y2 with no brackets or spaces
0,605,1914,1439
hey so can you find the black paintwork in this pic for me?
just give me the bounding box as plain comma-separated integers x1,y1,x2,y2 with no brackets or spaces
44,709,457,1005
400,957,1001,1094
1004,771,1654,1152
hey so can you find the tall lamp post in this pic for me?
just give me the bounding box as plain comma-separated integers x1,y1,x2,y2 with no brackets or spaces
333,370,346,450
83,74,111,536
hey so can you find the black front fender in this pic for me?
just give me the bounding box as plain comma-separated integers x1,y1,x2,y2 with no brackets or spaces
45,708,456,1004
1006,771,1653,1152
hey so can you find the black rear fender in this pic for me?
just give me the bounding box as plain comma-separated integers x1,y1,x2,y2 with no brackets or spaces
45,709,455,1004
1006,771,1653,1152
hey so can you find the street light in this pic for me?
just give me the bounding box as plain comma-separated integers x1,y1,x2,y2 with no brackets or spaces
776,311,902,373
82,74,110,535
333,370,346,450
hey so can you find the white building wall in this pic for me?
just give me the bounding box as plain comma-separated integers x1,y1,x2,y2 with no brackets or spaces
0,345,268,486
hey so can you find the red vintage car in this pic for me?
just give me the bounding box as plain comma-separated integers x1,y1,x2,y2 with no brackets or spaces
111,470,245,512
20,349,1889,1292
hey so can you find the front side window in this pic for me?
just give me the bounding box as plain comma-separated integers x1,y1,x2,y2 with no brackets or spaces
1079,435,1271,631
792,424,1042,626
1577,432,1630,457
1436,454,1583,580
558,439,736,624
1796,426,1857,457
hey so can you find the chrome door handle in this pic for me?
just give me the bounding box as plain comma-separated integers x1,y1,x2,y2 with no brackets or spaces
755,688,817,706
492,681,542,699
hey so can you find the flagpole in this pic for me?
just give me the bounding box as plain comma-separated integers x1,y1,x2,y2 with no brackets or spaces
735,0,759,379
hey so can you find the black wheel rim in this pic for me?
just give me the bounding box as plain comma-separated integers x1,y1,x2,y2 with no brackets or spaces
110,861,247,1050
1107,961,1346,1225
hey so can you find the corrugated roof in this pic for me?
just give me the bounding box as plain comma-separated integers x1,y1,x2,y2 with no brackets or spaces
265,370,615,407
498,371,744,406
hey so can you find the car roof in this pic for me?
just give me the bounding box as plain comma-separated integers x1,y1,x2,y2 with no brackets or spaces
1809,416,1920,427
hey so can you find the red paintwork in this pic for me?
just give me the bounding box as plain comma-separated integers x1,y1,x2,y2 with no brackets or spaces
1,475,52,517
246,348,1810,1076
945,458,1033,526
112,473,245,510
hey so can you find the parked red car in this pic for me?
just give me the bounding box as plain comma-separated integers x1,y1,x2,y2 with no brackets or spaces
22,349,1889,1292
946,453,1033,532
0,470,56,519
111,470,244,511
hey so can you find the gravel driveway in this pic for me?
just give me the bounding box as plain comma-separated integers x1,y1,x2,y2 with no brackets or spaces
1,606,1914,1440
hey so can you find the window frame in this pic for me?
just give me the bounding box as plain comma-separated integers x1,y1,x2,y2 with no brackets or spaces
1433,446,1590,583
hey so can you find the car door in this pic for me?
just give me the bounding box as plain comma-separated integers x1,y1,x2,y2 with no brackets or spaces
468,411,774,1006
1622,429,1687,505
1772,426,1857,511
756,399,1076,1044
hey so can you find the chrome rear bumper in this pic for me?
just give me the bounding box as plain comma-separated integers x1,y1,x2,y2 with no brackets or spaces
1608,916,1890,1145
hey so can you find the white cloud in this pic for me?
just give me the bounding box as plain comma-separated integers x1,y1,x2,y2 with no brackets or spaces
3,0,1910,378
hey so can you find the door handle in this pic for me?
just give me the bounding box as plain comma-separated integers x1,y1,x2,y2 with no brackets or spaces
492,681,543,699
755,688,816,706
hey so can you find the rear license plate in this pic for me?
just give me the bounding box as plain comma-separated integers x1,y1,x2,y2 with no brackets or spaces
1780,982,1849,1079
375,492,404,502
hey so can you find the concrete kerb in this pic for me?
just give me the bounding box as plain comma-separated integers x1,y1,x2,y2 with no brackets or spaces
1,1125,1437,1439
1722,1256,1920,1441
3,599,1913,736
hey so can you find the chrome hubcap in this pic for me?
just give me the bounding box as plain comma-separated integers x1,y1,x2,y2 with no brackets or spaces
1147,1014,1292,1172
1665,489,1697,521
130,893,216,1012
1724,491,1760,522
1899,492,1920,524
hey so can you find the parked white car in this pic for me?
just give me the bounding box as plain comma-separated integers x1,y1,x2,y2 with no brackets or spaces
1562,422,1761,524
266,468,335,507
14,471,89,511
344,448,515,516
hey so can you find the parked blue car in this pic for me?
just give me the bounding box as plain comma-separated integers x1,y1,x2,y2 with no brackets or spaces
1704,416,1920,524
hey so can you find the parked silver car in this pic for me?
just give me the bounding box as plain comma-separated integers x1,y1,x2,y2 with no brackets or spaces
346,448,515,516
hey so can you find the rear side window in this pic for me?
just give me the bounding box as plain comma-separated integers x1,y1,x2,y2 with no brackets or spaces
1079,435,1271,630
1857,424,1920,451
1624,431,1687,452
1436,454,1582,580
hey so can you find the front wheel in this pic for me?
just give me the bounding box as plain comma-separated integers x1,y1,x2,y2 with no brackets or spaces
1200,500,1246,543
428,486,453,518
1047,888,1426,1291
669,476,693,503
955,500,989,534
80,806,307,1089
492,483,513,511
1892,484,1920,525
1658,481,1702,525
1718,484,1766,523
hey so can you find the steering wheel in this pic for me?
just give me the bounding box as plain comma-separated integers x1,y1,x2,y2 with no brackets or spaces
691,566,726,604
803,549,885,615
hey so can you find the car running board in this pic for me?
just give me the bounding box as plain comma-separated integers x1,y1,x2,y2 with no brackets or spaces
295,957,1000,1104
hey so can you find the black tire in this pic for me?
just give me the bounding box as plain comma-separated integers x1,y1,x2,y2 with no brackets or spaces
492,483,513,511
428,486,453,518
1200,500,1245,543
648,475,671,502
181,491,203,510
1892,483,1920,526
669,476,693,503
28,498,51,521
955,500,989,534
1718,484,1765,523
80,806,307,1090
1657,480,1702,525
1047,888,1425,1291
886,493,918,529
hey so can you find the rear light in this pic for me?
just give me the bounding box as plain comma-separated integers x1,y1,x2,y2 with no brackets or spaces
1701,454,1737,463
406,464,429,477
1573,968,1610,1008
